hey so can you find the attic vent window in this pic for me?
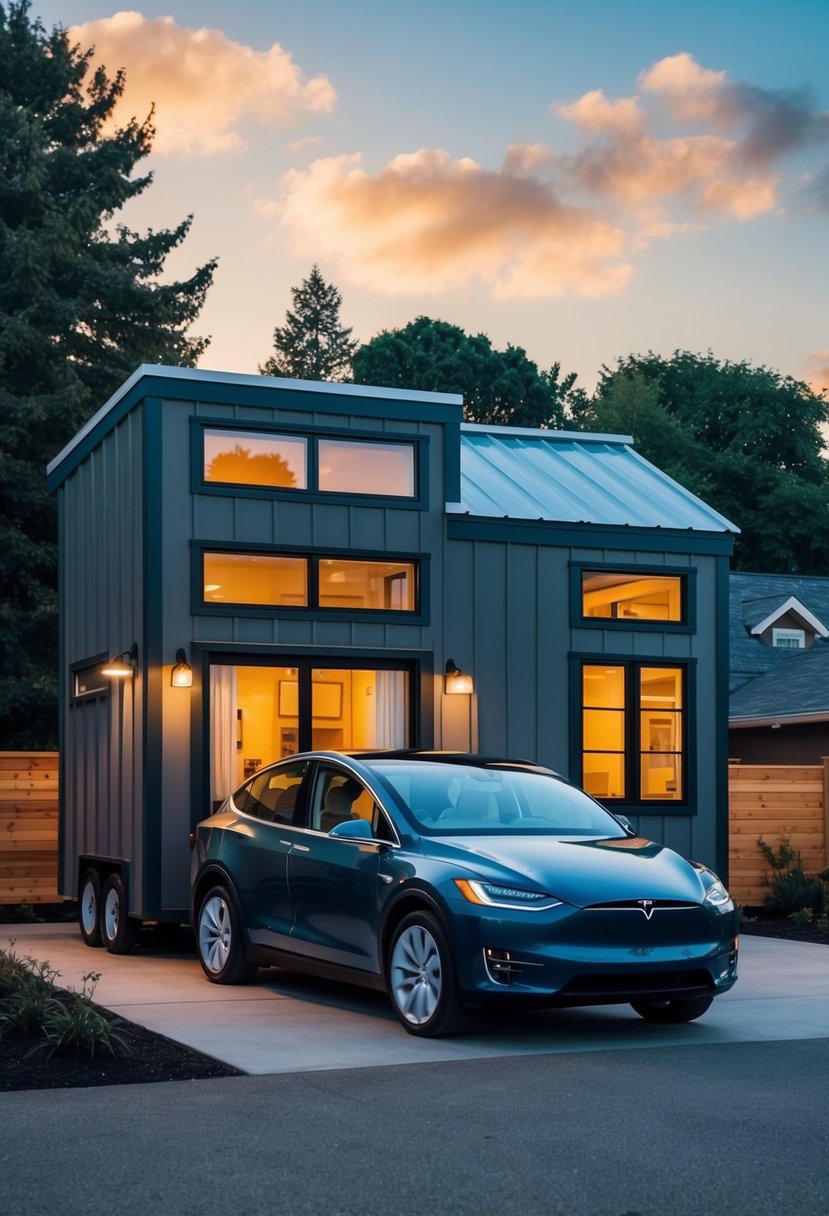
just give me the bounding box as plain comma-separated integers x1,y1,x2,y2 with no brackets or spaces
772,628,805,650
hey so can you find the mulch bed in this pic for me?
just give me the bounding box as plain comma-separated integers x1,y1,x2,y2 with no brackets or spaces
738,912,829,946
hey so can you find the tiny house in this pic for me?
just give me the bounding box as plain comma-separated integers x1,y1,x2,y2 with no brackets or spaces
47,366,736,949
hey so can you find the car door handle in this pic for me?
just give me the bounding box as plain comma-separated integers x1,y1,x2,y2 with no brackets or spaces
379,873,394,885
292,844,311,853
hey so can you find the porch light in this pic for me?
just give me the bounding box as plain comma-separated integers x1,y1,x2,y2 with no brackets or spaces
171,648,193,688
445,659,473,695
102,643,138,678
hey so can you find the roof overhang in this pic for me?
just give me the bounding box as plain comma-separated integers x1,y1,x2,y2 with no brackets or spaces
730,710,829,728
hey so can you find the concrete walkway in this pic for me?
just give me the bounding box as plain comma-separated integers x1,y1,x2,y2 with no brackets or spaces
5,921,828,1074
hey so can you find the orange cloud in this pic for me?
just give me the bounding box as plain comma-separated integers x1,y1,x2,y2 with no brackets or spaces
275,150,631,299
70,11,336,156
805,351,829,395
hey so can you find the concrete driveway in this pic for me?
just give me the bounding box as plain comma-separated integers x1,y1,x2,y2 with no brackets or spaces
5,921,828,1074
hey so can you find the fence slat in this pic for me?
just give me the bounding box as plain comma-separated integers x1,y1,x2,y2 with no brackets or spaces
0,753,60,904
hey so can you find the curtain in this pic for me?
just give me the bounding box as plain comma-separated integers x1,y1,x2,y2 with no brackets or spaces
374,670,406,748
210,666,238,807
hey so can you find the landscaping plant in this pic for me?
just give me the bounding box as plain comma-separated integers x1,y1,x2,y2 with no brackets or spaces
757,836,825,919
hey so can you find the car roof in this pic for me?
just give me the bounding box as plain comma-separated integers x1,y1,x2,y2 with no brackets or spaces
288,749,561,777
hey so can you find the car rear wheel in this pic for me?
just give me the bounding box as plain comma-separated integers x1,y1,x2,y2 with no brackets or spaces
197,886,257,984
388,911,468,1037
79,869,102,947
630,994,714,1023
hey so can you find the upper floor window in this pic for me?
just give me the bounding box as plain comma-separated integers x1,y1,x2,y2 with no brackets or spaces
772,628,805,650
582,572,684,623
201,426,417,500
201,549,418,615
204,429,307,490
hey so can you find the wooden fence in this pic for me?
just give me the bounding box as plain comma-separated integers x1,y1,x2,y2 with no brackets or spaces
0,752,60,905
728,760,829,907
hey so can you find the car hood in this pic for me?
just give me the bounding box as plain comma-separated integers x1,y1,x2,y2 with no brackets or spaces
426,834,706,907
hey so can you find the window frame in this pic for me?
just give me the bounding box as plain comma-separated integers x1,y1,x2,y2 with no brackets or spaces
772,627,806,650
192,541,428,623
191,417,429,508
570,562,696,633
70,654,111,703
571,654,696,812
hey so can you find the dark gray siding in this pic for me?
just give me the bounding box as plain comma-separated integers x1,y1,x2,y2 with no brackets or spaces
444,539,724,870
58,406,145,907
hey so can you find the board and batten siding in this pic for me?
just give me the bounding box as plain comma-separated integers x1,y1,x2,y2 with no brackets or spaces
0,753,59,904
444,538,725,870
57,406,146,908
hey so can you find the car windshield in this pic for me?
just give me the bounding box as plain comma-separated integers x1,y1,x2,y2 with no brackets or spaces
369,762,627,837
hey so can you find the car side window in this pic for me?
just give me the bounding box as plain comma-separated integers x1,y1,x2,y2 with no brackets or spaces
237,761,308,824
311,767,396,841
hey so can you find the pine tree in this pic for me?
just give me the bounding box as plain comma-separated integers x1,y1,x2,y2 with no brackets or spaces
0,1,217,747
260,265,357,382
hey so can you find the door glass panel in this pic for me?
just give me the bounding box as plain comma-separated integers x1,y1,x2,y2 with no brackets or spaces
311,668,409,750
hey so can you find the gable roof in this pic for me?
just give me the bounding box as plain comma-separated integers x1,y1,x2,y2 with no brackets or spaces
730,641,829,725
730,572,829,693
747,595,829,638
455,425,738,532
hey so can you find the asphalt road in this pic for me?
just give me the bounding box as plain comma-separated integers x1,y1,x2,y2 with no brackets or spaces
2,1037,827,1216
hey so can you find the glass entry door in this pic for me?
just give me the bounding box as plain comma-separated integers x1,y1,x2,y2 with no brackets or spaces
209,661,410,805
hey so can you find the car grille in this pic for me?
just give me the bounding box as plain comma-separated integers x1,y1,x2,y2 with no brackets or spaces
584,900,698,914
558,970,713,1001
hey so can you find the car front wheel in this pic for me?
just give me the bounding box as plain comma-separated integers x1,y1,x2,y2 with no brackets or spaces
630,994,714,1023
197,886,257,985
388,911,468,1037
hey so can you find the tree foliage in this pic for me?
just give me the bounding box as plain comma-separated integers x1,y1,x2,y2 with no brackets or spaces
260,264,356,382
0,1,217,747
352,316,585,428
573,351,829,573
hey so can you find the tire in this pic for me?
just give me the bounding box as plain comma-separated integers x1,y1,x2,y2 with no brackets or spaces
196,885,257,984
630,994,714,1023
387,911,468,1037
78,868,102,948
101,873,139,955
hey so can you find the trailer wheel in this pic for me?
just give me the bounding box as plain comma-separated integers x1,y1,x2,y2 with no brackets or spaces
101,873,139,955
197,886,257,984
79,869,102,948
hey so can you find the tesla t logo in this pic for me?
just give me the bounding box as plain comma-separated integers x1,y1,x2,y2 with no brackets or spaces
636,899,655,919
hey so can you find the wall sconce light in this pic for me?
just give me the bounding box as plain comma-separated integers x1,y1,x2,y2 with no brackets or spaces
171,648,193,688
102,643,138,679
445,659,473,695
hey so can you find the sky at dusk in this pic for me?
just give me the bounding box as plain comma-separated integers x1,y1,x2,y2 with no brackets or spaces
30,0,829,394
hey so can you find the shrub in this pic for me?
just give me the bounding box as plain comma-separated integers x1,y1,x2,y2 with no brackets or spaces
757,836,825,918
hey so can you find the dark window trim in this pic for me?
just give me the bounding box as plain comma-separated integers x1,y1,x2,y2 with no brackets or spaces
69,653,111,703
569,652,697,814
190,416,429,509
191,541,429,624
569,562,696,633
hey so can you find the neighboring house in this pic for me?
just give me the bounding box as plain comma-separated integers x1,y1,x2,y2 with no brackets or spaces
47,366,737,924
730,571,829,763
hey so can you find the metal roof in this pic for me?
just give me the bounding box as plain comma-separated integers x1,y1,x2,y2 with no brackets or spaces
455,426,739,532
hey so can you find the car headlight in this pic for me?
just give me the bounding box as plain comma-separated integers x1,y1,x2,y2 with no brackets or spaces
702,879,732,908
454,879,562,911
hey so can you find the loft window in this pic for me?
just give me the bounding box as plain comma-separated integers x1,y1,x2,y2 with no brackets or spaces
582,572,684,623
203,429,307,489
581,663,685,803
202,551,418,614
772,628,805,649
72,659,109,700
317,438,415,497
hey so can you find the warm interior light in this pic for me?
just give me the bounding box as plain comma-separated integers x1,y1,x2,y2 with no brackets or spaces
102,643,138,679
171,648,193,688
445,659,473,695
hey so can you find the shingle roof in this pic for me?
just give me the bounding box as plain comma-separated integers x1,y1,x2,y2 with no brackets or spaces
730,572,829,721
456,426,738,532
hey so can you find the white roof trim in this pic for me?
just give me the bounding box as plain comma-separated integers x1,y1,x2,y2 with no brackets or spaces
47,364,463,477
461,422,635,444
730,710,829,728
749,595,829,638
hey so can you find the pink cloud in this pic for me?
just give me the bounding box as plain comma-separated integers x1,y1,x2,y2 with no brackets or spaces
70,11,336,156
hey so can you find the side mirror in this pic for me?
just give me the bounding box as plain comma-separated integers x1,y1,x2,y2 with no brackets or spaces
329,818,373,841
613,813,633,833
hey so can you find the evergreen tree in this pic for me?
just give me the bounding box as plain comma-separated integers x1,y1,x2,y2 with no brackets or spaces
353,316,584,428
0,1,217,748
260,265,357,382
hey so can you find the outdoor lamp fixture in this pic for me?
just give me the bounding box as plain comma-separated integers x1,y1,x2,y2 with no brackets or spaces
102,643,138,679
171,648,193,688
444,659,473,695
